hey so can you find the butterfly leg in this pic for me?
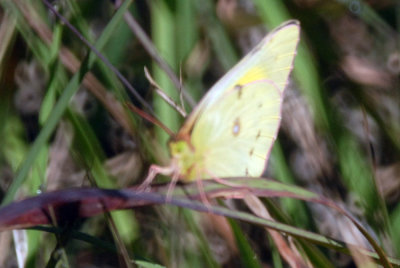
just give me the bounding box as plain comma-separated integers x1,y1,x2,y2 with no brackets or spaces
212,177,242,188
207,172,250,199
138,164,175,190
166,174,211,210
196,179,212,210
206,170,243,188
166,170,180,202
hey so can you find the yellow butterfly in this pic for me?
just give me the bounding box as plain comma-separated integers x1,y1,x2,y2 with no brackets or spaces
142,20,300,192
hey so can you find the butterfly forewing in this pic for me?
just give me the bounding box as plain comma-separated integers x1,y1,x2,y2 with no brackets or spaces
178,21,300,136
171,20,300,181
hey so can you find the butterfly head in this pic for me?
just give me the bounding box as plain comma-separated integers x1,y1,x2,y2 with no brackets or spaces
169,137,203,181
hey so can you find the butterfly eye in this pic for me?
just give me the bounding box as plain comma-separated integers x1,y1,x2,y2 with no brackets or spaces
170,140,186,155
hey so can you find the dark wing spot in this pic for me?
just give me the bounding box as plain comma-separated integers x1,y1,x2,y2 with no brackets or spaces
258,103,263,108
232,118,240,136
245,168,249,176
256,130,261,140
234,84,243,99
249,148,254,156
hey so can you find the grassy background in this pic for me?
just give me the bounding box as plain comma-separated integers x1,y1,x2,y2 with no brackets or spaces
0,0,400,267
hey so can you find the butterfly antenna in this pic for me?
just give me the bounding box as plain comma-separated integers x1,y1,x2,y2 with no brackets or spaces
144,67,187,118
126,102,175,137
179,64,186,114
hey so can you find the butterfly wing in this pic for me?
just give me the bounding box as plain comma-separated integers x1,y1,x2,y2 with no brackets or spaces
186,80,283,180
177,20,300,137
170,20,300,181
